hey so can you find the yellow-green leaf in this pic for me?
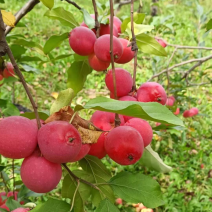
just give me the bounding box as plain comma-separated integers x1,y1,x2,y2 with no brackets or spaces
1,10,15,27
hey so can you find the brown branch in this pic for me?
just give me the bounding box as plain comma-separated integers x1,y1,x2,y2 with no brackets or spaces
62,163,100,191
109,0,121,127
92,0,100,38
0,10,41,129
131,0,138,92
167,43,212,50
62,0,81,10
148,54,212,81
5,0,40,35
181,61,202,79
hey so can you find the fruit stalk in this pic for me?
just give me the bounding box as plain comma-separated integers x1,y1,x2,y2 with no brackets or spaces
0,10,41,129
131,0,138,92
92,0,100,37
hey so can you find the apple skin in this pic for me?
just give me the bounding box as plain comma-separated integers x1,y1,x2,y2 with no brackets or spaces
3,62,15,78
166,96,175,106
21,149,62,193
0,192,6,206
0,116,38,159
109,16,122,35
155,38,167,48
183,108,198,118
11,208,30,212
88,53,110,71
0,203,9,211
69,144,91,162
99,24,118,37
115,198,123,205
190,107,199,115
69,26,96,56
90,111,125,131
174,108,180,115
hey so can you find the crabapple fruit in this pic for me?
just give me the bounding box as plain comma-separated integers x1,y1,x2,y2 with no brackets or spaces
0,203,9,211
109,16,122,35
190,107,199,115
99,24,118,37
0,116,38,159
183,110,190,118
38,121,82,163
3,62,15,78
69,26,96,56
0,192,6,206
116,38,135,64
69,144,91,162
166,96,175,106
88,132,107,159
90,111,125,131
11,208,30,212
174,108,180,115
137,82,167,105
94,35,123,62
125,118,153,147
21,149,62,193
88,53,110,71
155,38,167,48
115,198,123,205
105,126,144,165
105,68,133,97
119,95,137,122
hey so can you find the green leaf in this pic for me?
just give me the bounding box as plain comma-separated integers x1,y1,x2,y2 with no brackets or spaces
62,170,93,212
31,198,70,212
50,88,75,114
80,8,95,29
19,64,40,74
109,171,164,208
206,19,212,31
121,13,146,33
140,145,172,173
126,23,154,38
136,34,167,56
74,54,87,61
19,56,45,62
74,97,184,126
45,7,79,28
13,38,43,50
51,53,73,61
67,61,92,95
2,102,20,117
6,197,22,211
0,165,5,172
40,0,54,9
79,155,115,207
96,199,119,212
10,44,26,59
21,112,49,120
43,32,69,54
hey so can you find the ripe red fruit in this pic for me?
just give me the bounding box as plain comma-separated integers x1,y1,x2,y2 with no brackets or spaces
88,53,110,71
21,149,62,193
69,144,91,162
155,38,167,48
0,203,9,211
80,14,96,34
125,118,153,147
99,24,118,37
109,16,122,35
190,107,199,116
0,192,6,206
105,68,133,97
38,121,82,163
7,191,18,200
174,108,180,115
3,62,15,78
116,38,135,64
11,208,30,212
166,96,175,106
90,111,125,131
105,126,144,165
94,35,123,62
0,116,38,159
137,82,167,105
69,26,96,56
115,198,123,205
119,95,137,122
88,132,107,159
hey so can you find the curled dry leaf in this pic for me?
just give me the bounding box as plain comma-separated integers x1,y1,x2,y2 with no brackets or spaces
1,10,16,27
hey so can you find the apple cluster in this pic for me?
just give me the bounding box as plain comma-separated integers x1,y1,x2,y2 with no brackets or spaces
0,62,15,86
69,15,135,71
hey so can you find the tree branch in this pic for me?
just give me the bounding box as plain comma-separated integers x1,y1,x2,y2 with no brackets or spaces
167,43,212,50
5,0,40,35
62,0,81,10
148,54,212,81
92,0,100,38
0,10,41,129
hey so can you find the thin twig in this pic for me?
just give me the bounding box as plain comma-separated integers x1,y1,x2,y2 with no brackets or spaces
70,180,80,212
167,43,212,50
131,0,138,92
181,61,202,79
109,0,121,127
148,54,212,81
62,0,81,10
5,0,40,35
62,163,100,191
0,11,41,129
92,0,100,38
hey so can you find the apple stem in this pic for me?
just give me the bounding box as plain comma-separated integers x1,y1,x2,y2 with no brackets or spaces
0,10,41,129
62,0,81,10
131,0,138,92
109,0,121,127
92,0,100,38
62,163,101,191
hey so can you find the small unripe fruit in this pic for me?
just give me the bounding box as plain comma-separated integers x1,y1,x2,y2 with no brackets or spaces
3,62,15,78
105,126,144,165
69,26,96,56
21,149,62,193
94,35,123,62
90,111,125,131
88,132,107,159
125,118,153,147
88,54,110,71
116,38,135,64
105,68,133,97
0,116,38,159
38,121,82,163
137,82,167,105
